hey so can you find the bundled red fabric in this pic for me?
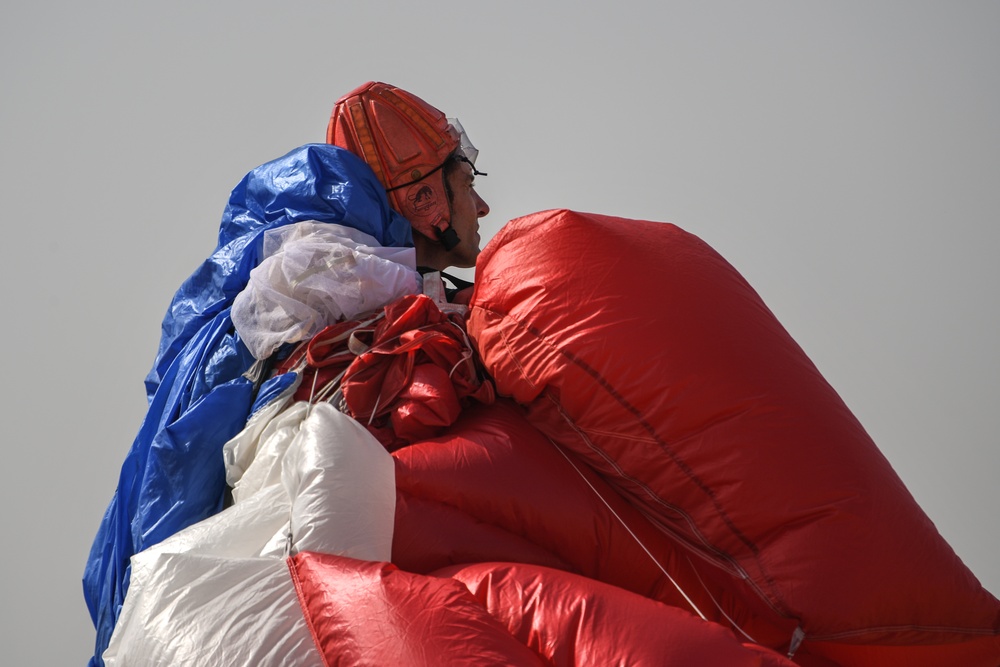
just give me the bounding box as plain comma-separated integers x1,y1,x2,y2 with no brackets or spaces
337,294,494,446
275,316,376,403
274,294,494,447
467,209,1000,666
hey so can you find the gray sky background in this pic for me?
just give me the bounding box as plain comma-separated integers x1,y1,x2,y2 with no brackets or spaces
2,2,997,664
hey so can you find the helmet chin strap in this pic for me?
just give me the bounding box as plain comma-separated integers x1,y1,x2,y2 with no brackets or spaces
437,225,461,251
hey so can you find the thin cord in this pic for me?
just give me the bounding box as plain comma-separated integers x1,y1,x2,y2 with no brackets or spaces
687,554,758,643
551,437,764,644
547,438,708,621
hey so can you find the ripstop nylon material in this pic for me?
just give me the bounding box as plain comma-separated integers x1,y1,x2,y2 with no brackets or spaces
466,208,1000,666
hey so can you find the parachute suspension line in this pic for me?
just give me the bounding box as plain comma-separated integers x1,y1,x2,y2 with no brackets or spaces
326,379,350,415
305,365,322,420
314,368,348,405
446,320,477,380
685,554,759,644
367,393,382,426
299,311,385,415
448,346,475,380
546,438,708,622
283,523,294,558
540,395,764,644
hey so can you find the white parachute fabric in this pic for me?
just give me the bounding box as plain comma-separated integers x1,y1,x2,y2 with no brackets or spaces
224,393,305,503
144,483,293,559
105,401,397,664
231,221,419,360
103,554,320,667
282,404,395,559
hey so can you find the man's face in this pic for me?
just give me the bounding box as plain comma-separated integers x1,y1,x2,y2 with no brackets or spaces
444,159,490,268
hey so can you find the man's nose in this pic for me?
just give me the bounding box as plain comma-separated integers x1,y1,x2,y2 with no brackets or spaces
475,191,490,218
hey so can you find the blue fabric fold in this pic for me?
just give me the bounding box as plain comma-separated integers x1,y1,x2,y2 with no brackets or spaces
84,144,411,666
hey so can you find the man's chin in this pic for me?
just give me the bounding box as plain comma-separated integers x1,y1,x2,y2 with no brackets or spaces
450,247,479,270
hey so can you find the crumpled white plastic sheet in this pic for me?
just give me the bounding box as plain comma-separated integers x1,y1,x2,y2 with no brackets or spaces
105,402,396,665
232,221,419,360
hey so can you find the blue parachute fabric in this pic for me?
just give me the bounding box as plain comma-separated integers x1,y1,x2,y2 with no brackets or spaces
145,144,412,398
84,144,412,666
250,371,298,416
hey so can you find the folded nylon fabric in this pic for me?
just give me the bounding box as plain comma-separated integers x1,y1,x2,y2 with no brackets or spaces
232,221,419,360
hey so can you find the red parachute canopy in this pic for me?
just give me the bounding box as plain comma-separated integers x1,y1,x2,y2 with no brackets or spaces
106,210,998,666
466,209,1000,666
292,553,799,667
392,400,801,650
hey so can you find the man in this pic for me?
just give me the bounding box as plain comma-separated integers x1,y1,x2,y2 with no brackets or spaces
326,81,491,274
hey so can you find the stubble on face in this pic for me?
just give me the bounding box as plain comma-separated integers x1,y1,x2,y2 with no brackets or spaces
443,161,488,268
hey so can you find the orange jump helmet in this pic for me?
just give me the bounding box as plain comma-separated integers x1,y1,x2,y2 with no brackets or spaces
328,82,481,250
